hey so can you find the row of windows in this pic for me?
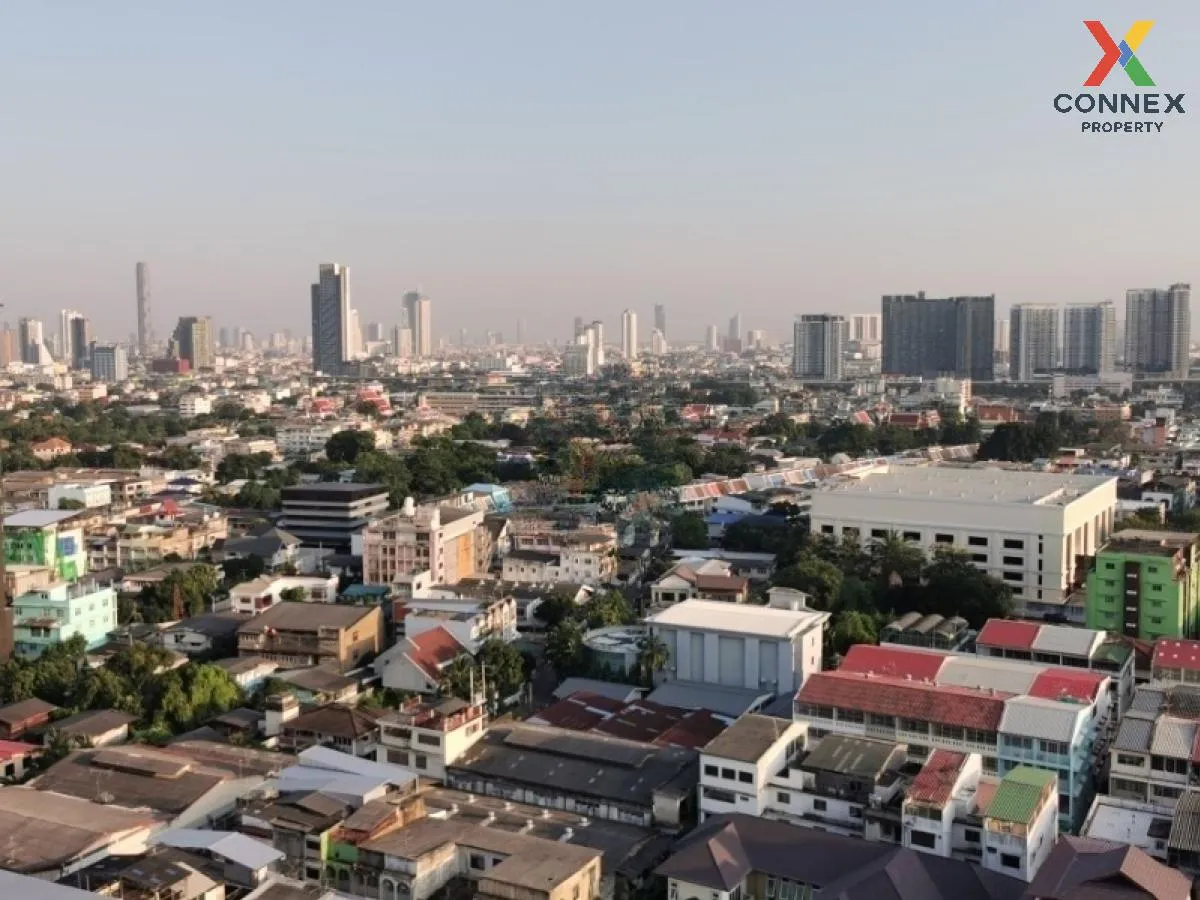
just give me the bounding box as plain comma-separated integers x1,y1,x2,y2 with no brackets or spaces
795,705,997,745
703,763,753,784
820,528,1032,552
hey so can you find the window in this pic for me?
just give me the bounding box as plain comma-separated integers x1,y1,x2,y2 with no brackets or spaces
838,708,864,724
721,768,735,780
871,529,887,539
738,771,753,784
1152,756,1188,775
1153,784,1184,800
902,531,920,542
1004,735,1033,750
469,854,486,870
1001,854,1021,870
968,536,988,547
971,553,988,563
1040,740,1068,757
964,829,980,844
415,754,428,770
417,734,440,746
909,830,936,849
777,791,790,804
1105,562,1115,570
1116,754,1144,767
813,799,827,811
1003,539,1024,550
849,806,863,818
1002,571,1022,582
935,533,954,544
1003,556,1023,567
704,786,736,803
868,713,894,727
704,764,718,777
899,718,927,734
821,525,834,535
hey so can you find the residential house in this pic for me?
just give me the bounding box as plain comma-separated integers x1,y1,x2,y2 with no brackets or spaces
0,740,42,780
12,580,117,658
397,595,518,651
160,612,245,657
373,625,469,694
237,602,384,671
44,710,137,747
229,573,339,616
1024,835,1191,899
882,611,971,650
376,697,488,780
1108,682,1200,812
278,704,384,757
650,559,750,606
30,437,74,462
212,526,302,572
0,698,58,739
213,656,280,692
3,509,89,581
502,520,618,585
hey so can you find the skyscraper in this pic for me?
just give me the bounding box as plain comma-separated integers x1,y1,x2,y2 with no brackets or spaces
90,344,129,383
365,322,384,343
18,318,49,365
402,291,432,358
573,316,584,338
392,325,414,358
654,304,667,338
793,314,845,381
67,313,91,370
621,309,638,360
1009,304,1060,381
136,261,152,357
311,263,351,375
651,328,667,356
881,292,995,380
172,316,215,370
705,324,719,351
728,313,742,343
1064,302,1117,374
1125,284,1191,377
588,320,605,368
848,314,881,344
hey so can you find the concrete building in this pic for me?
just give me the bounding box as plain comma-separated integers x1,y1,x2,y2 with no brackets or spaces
1125,284,1190,377
792,314,844,381
12,580,117,659
881,292,995,381
1108,682,1200,814
376,698,487,780
621,308,638,360
278,483,389,550
311,262,352,375
650,558,749,605
1009,303,1060,381
362,493,492,590
47,482,112,510
809,465,1118,610
1085,530,1200,640
1064,301,1117,374
228,573,339,616
237,601,384,671
171,316,215,370
89,344,129,382
402,290,433,358
136,261,152,356
646,598,829,699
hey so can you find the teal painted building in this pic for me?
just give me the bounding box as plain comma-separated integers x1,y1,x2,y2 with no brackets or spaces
13,581,118,659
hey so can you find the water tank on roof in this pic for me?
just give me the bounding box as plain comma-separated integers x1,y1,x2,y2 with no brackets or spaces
402,496,416,516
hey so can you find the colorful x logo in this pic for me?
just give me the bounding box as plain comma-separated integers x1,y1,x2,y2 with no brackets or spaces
1084,20,1155,87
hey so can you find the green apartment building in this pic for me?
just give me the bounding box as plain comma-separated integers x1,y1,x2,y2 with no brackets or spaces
1086,529,1200,640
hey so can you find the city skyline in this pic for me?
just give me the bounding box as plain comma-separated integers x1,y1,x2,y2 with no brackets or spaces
2,3,1198,339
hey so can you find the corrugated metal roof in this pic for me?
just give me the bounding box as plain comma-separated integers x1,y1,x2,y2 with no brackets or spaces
1129,686,1166,714
976,619,1040,650
1031,624,1103,657
1154,639,1200,674
986,766,1054,824
939,658,1039,695
999,697,1082,742
1028,670,1106,704
1113,714,1155,753
839,645,946,682
1150,716,1198,759
1168,790,1200,852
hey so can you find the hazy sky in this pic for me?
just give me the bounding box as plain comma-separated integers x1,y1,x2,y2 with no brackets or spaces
2,1,1198,343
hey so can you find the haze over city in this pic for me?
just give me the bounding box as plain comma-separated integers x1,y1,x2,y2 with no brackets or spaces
3,0,1199,341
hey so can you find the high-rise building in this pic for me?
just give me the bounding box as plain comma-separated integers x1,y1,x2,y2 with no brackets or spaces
1125,284,1191,377
366,322,384,343
311,263,351,375
651,328,667,356
171,316,215,370
218,327,231,349
90,344,129,383
747,329,766,350
654,304,667,338
241,331,256,352
621,309,638,360
848,314,881,344
728,313,742,343
18,318,49,365
1009,304,1060,381
0,327,18,367
67,313,91,370
136,261,152,357
705,324,719,351
392,325,414,358
588,320,605,368
1064,302,1117,374
403,291,433,358
793,314,845,381
881,292,995,380
573,316,584,338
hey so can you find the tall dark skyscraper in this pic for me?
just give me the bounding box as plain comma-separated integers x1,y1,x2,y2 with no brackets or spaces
881,292,995,380
136,261,152,357
311,263,351,375
68,314,91,370
654,304,666,338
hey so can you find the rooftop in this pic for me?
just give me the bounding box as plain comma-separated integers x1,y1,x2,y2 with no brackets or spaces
1153,638,1200,673
818,465,1114,506
646,598,827,639
799,734,900,780
702,714,794,764
985,766,1054,824
1027,835,1190,900
907,750,969,807
238,601,376,632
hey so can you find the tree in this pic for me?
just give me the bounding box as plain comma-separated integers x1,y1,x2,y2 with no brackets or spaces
223,556,267,586
478,639,528,702
635,633,670,687
56,498,85,510
868,532,925,588
773,554,843,609
920,548,1014,626
545,620,587,676
584,591,634,629
279,587,307,602
670,512,708,550
326,430,376,464
438,655,478,701
534,589,578,628
829,610,879,658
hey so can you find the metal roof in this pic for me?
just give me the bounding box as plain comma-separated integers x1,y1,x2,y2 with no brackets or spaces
646,681,771,718
1031,624,1103,657
939,658,1039,695
999,697,1082,742
154,828,284,870
1168,790,1200,853
646,599,827,639
986,766,1054,824
3,510,80,528
1149,716,1198,759
1113,714,1155,753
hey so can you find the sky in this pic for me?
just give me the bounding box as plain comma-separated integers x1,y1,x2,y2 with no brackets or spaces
2,1,1198,344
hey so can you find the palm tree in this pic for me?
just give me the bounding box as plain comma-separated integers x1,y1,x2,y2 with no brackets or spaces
869,531,924,588
636,633,670,688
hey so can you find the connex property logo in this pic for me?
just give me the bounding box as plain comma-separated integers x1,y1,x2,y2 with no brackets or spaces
1054,20,1185,134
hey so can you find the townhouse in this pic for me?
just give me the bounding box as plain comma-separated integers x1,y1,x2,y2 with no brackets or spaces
1108,682,1200,812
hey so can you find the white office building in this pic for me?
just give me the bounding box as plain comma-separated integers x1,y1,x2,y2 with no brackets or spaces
792,314,844,381
809,466,1117,609
621,309,638,360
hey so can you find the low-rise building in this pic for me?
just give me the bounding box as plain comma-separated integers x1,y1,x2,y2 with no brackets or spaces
229,573,339,616
1108,682,1200,812
362,493,494,588
278,482,389,550
1152,638,1200,684
373,625,470,694
237,602,384,671
277,703,384,757
12,580,117,658
503,522,618,585
44,709,136,747
376,697,488,780
0,698,59,739
650,558,750,605
398,595,518,650
1086,530,1200,641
